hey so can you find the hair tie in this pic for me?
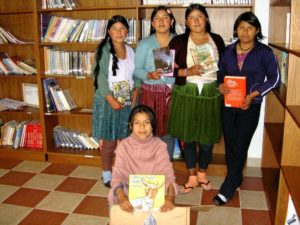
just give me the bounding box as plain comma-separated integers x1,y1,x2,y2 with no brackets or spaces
167,9,172,14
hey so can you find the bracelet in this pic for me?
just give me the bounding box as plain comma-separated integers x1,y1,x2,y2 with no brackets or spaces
184,68,188,77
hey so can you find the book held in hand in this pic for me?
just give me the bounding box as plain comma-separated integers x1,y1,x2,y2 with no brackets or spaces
112,80,131,105
128,174,165,211
190,43,218,75
153,47,175,77
224,76,246,108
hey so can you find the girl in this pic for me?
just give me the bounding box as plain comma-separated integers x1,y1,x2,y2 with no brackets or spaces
168,4,225,193
134,6,177,160
108,105,177,212
92,15,141,187
214,12,280,205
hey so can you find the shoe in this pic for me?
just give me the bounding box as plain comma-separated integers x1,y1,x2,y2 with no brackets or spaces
104,180,111,188
198,180,212,191
180,176,198,194
213,194,226,206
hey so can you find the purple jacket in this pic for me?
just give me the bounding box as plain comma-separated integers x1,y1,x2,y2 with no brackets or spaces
217,40,281,104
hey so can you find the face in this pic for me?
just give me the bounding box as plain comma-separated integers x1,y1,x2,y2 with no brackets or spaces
186,10,207,33
108,22,128,44
151,10,172,34
131,112,153,140
236,21,257,44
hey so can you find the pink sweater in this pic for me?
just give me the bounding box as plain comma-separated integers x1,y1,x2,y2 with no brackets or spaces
108,133,177,205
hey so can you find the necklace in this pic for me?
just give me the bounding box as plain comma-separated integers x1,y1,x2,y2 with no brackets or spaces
238,42,253,52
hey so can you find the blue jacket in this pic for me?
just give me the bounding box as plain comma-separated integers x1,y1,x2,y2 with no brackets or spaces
217,40,281,104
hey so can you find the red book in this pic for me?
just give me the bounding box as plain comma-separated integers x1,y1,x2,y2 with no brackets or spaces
224,76,246,108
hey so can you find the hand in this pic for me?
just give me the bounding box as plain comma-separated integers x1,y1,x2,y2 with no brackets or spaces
148,70,162,80
106,95,124,110
218,83,230,95
187,65,203,76
240,91,259,110
160,195,175,212
118,196,134,213
131,88,140,107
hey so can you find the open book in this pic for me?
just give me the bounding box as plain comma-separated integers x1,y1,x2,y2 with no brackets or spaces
153,47,175,77
190,43,218,76
112,80,131,105
224,76,246,108
128,174,165,211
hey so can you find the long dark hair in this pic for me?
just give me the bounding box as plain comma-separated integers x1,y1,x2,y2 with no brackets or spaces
185,3,211,34
128,105,156,136
233,11,263,40
150,5,176,35
93,15,129,90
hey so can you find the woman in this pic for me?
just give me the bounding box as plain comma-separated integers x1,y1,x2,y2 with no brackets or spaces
134,6,177,160
214,11,280,205
92,15,140,187
168,3,225,193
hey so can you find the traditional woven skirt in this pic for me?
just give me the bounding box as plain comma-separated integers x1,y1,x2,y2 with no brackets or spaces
92,94,132,141
139,84,172,137
167,81,221,144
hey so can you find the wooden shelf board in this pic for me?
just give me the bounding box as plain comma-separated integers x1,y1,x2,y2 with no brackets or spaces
0,148,45,161
269,43,300,57
40,42,99,47
273,84,287,107
0,107,40,115
265,123,284,165
41,75,93,79
0,43,35,46
44,108,92,116
38,5,137,12
286,106,300,128
138,4,253,8
0,75,37,79
281,166,300,218
0,10,33,15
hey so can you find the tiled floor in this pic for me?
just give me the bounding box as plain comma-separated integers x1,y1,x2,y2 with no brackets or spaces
0,158,272,225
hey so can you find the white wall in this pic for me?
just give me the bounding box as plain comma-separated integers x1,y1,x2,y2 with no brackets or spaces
247,0,270,159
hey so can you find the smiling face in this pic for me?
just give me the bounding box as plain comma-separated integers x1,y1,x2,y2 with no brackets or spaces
236,21,257,45
131,112,153,140
186,9,207,34
108,22,128,44
151,9,172,34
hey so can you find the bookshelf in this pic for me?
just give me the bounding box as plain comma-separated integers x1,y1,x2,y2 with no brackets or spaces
262,0,300,224
1,0,254,166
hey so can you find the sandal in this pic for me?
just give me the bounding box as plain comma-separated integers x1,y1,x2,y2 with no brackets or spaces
198,180,212,191
180,175,199,194
180,184,196,194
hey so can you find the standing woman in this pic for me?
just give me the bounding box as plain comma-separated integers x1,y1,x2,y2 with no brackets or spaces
168,4,225,193
92,15,141,187
214,12,280,205
134,6,177,161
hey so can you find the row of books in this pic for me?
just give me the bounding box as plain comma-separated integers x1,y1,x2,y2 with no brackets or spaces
141,20,185,38
0,26,31,44
53,125,99,150
43,47,95,76
0,98,27,111
42,0,76,9
41,15,137,43
43,78,77,112
0,53,37,75
142,0,252,4
0,120,42,149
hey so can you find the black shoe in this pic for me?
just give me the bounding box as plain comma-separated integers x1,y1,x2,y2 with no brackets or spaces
104,181,111,188
213,195,226,206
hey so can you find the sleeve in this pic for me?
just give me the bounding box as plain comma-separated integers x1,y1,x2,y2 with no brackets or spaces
255,48,281,96
134,40,149,81
217,51,227,86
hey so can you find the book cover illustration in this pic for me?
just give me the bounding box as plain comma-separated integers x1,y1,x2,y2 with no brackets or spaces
112,80,131,105
153,47,175,77
224,76,246,108
190,43,218,76
128,175,165,211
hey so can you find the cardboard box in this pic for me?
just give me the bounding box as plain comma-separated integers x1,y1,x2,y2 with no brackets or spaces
110,205,190,225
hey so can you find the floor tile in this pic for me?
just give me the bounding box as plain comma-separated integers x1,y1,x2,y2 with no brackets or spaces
0,168,9,178
19,209,68,225
240,176,264,191
175,186,202,206
244,167,262,177
41,163,78,176
196,206,242,225
88,180,110,197
0,184,19,202
0,158,22,169
201,189,240,208
242,209,272,225
0,203,32,225
12,161,50,173
55,177,97,194
190,210,199,225
73,196,109,217
174,170,189,185
22,173,66,191
3,187,49,207
0,171,35,186
208,176,224,189
62,214,109,225
240,190,268,210
36,191,85,213
69,165,102,180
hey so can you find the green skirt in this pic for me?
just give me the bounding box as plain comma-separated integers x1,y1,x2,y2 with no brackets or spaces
167,81,222,144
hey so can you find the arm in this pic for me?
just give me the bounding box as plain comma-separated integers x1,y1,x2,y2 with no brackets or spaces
160,182,175,212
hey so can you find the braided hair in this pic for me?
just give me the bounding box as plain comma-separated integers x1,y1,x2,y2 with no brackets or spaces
93,15,129,90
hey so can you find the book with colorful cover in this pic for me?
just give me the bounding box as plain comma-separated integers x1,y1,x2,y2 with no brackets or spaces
112,80,131,105
128,174,165,211
224,76,246,108
190,43,218,75
153,47,175,77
